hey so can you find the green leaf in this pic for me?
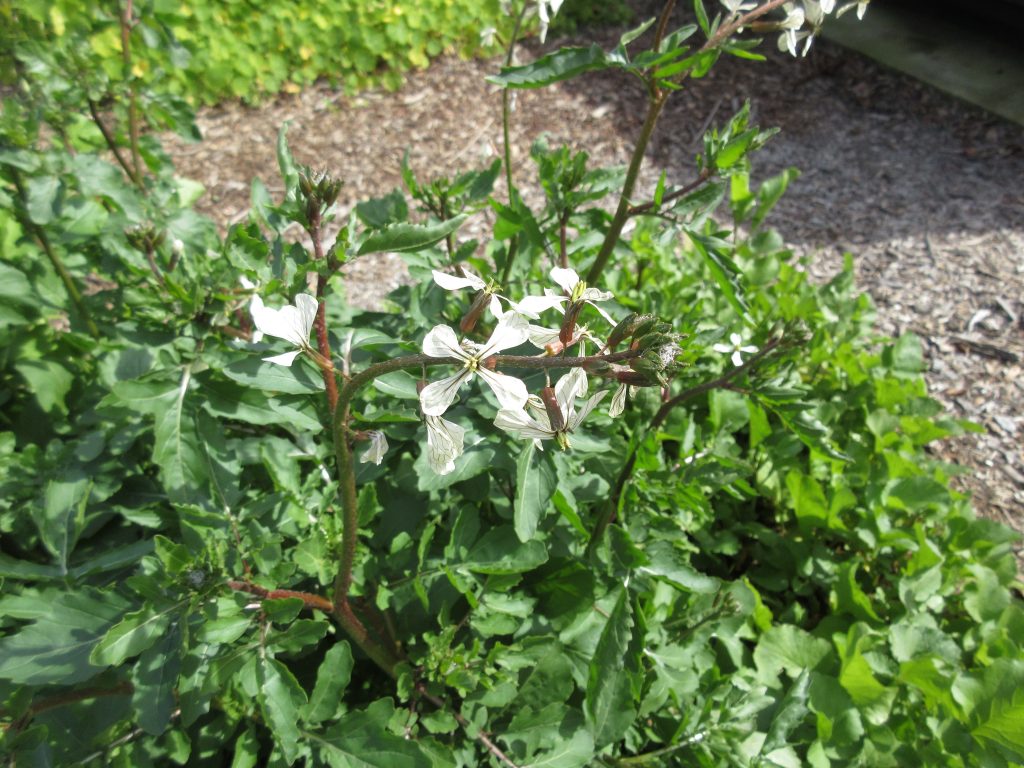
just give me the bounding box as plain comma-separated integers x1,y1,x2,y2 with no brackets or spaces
459,527,548,575
754,625,832,679
514,441,557,542
487,45,611,89
131,625,182,735
690,232,749,319
37,469,91,573
0,589,131,684
90,605,177,667
258,657,308,765
306,700,432,767
222,357,325,394
585,589,642,747
152,364,210,504
972,684,1024,758
356,214,467,255
526,731,595,768
833,562,882,623
304,642,354,724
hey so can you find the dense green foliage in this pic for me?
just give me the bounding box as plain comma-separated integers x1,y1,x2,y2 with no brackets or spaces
2,0,509,104
1,1,1022,766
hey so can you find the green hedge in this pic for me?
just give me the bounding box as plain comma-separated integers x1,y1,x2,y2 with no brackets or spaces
11,0,508,104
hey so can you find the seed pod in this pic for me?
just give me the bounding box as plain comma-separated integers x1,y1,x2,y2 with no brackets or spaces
540,386,565,433
459,289,491,333
560,300,585,345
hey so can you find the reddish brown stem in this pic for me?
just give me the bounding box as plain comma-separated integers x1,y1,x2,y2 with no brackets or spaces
417,684,522,768
87,98,141,188
227,580,334,613
119,0,143,186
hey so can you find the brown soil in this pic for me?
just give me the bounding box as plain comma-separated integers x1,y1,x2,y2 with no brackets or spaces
165,13,1024,550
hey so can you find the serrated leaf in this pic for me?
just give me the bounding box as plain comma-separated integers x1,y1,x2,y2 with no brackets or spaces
514,441,557,542
585,589,641,747
356,215,467,255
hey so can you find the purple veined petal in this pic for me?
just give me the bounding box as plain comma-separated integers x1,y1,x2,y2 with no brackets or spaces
422,325,467,359
425,415,465,475
494,408,554,440
263,350,302,367
608,383,628,417
567,389,608,431
476,367,529,410
526,324,561,350
432,269,486,292
514,294,566,318
478,314,529,357
294,294,319,343
554,368,588,416
359,431,389,465
420,370,470,416
550,266,581,294
580,287,614,303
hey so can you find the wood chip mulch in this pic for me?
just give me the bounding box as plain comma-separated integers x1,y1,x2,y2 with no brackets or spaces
165,17,1024,553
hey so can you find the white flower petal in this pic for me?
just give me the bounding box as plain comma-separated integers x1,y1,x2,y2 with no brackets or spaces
419,370,470,416
526,324,561,349
549,266,581,294
432,269,485,292
494,408,553,440
731,350,744,367
425,415,465,475
294,294,319,342
609,383,628,418
567,390,608,431
477,368,530,411
712,343,732,354
580,287,614,303
554,368,588,414
422,325,467,359
263,350,302,367
359,431,389,465
514,294,566,317
479,315,529,357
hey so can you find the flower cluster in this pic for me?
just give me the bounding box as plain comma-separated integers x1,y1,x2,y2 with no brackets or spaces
249,265,755,476
723,0,869,57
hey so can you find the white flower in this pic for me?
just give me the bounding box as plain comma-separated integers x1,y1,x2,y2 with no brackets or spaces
425,415,465,475
536,0,564,43
250,293,318,366
515,267,615,325
494,368,605,450
359,431,388,465
419,317,530,416
480,26,497,47
721,0,756,13
432,267,505,320
776,3,806,56
713,332,759,367
836,0,868,19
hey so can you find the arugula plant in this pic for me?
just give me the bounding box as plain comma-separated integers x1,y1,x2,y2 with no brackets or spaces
1,1,1022,766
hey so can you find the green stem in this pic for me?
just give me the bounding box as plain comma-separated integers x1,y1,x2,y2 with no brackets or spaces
589,338,782,548
585,91,668,285
585,0,793,286
120,0,143,186
10,172,99,338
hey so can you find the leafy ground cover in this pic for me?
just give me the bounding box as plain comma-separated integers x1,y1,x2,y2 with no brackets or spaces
1,1,1022,766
